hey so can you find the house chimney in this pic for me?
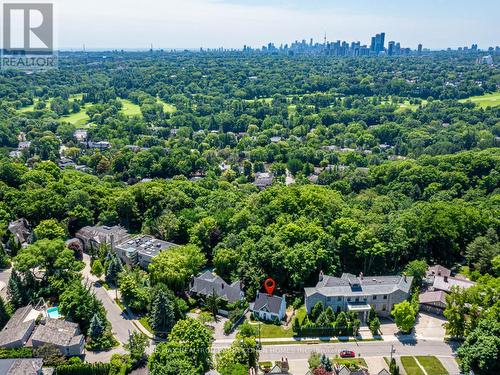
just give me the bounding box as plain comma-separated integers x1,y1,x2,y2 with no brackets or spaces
403,273,407,282
359,272,364,280
319,270,324,282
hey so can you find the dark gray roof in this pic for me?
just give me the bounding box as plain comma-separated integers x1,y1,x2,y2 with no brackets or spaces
252,293,283,315
31,319,83,347
189,271,243,304
305,273,413,298
0,306,35,347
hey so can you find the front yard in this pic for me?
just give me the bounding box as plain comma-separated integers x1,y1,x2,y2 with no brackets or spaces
401,356,449,375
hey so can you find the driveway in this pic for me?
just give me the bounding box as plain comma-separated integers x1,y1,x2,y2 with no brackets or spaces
414,312,446,340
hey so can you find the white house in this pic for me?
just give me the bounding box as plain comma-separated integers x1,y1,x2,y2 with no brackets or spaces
251,292,286,322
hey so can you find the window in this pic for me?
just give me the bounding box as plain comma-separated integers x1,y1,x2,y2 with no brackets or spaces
336,306,341,313
355,297,359,302
373,295,377,300
347,297,351,302
326,297,331,302
337,296,342,301
383,295,387,300
382,305,386,311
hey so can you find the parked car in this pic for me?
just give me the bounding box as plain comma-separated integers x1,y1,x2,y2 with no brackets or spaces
339,350,356,358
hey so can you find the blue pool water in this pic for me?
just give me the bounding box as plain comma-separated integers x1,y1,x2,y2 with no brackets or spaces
47,307,60,319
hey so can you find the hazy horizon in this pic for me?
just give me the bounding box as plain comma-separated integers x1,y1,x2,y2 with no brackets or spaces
39,0,500,50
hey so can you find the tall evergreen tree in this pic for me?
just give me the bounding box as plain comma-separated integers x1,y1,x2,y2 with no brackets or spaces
88,313,104,340
150,290,175,334
0,297,10,330
105,255,122,286
320,354,333,372
7,270,26,308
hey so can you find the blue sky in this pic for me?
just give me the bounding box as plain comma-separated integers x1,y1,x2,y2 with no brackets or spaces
53,0,499,50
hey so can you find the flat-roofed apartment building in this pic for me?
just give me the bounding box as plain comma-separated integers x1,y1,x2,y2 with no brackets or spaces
115,235,177,269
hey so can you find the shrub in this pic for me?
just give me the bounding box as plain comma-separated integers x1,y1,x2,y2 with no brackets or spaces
0,347,33,359
56,363,111,375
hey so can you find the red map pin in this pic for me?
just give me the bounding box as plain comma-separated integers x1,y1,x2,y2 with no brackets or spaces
264,277,276,295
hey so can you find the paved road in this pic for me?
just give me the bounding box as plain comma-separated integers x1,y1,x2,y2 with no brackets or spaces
81,254,139,345
247,338,459,361
0,266,12,300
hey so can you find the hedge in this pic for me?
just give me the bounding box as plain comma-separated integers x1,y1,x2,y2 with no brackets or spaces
56,363,110,375
0,347,33,359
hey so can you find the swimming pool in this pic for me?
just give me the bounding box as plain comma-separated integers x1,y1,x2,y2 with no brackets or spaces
47,307,60,319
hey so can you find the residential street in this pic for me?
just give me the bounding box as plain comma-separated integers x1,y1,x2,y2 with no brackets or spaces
81,255,140,349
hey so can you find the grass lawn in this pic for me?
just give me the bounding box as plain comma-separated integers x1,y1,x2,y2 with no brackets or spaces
59,109,90,127
255,322,295,338
416,356,449,375
459,92,500,108
401,356,425,375
138,316,153,333
158,99,176,113
121,99,142,116
333,358,368,368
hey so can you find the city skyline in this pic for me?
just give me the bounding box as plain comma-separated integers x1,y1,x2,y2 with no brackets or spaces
49,0,500,50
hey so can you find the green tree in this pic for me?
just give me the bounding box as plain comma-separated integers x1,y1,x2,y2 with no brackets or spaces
149,342,198,375
457,318,500,375
404,259,428,287
168,317,213,373
205,289,221,322
125,331,150,364
91,259,104,278
33,219,65,240
105,255,123,286
392,301,416,334
88,313,105,340
149,244,205,292
310,301,324,322
0,297,10,330
150,289,175,334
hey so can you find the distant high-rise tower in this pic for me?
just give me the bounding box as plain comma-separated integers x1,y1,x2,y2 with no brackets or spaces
418,43,423,54
388,41,395,56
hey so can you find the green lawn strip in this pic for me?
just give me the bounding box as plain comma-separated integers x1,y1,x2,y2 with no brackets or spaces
114,298,125,311
256,323,295,338
415,356,448,375
401,356,426,375
138,316,153,334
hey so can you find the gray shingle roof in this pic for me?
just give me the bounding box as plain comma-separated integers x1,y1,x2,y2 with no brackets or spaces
419,290,447,305
189,271,243,304
0,358,44,375
305,273,413,298
432,275,475,293
252,293,283,315
0,305,35,347
31,319,83,347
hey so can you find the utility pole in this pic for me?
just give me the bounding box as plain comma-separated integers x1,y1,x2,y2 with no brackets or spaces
390,344,396,361
258,322,262,349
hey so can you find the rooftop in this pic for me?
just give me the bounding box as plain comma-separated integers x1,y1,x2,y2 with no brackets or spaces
432,275,475,293
419,290,447,305
0,305,36,347
189,271,243,304
116,235,177,260
31,319,83,348
0,358,51,375
426,265,451,278
252,292,284,315
305,272,413,298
